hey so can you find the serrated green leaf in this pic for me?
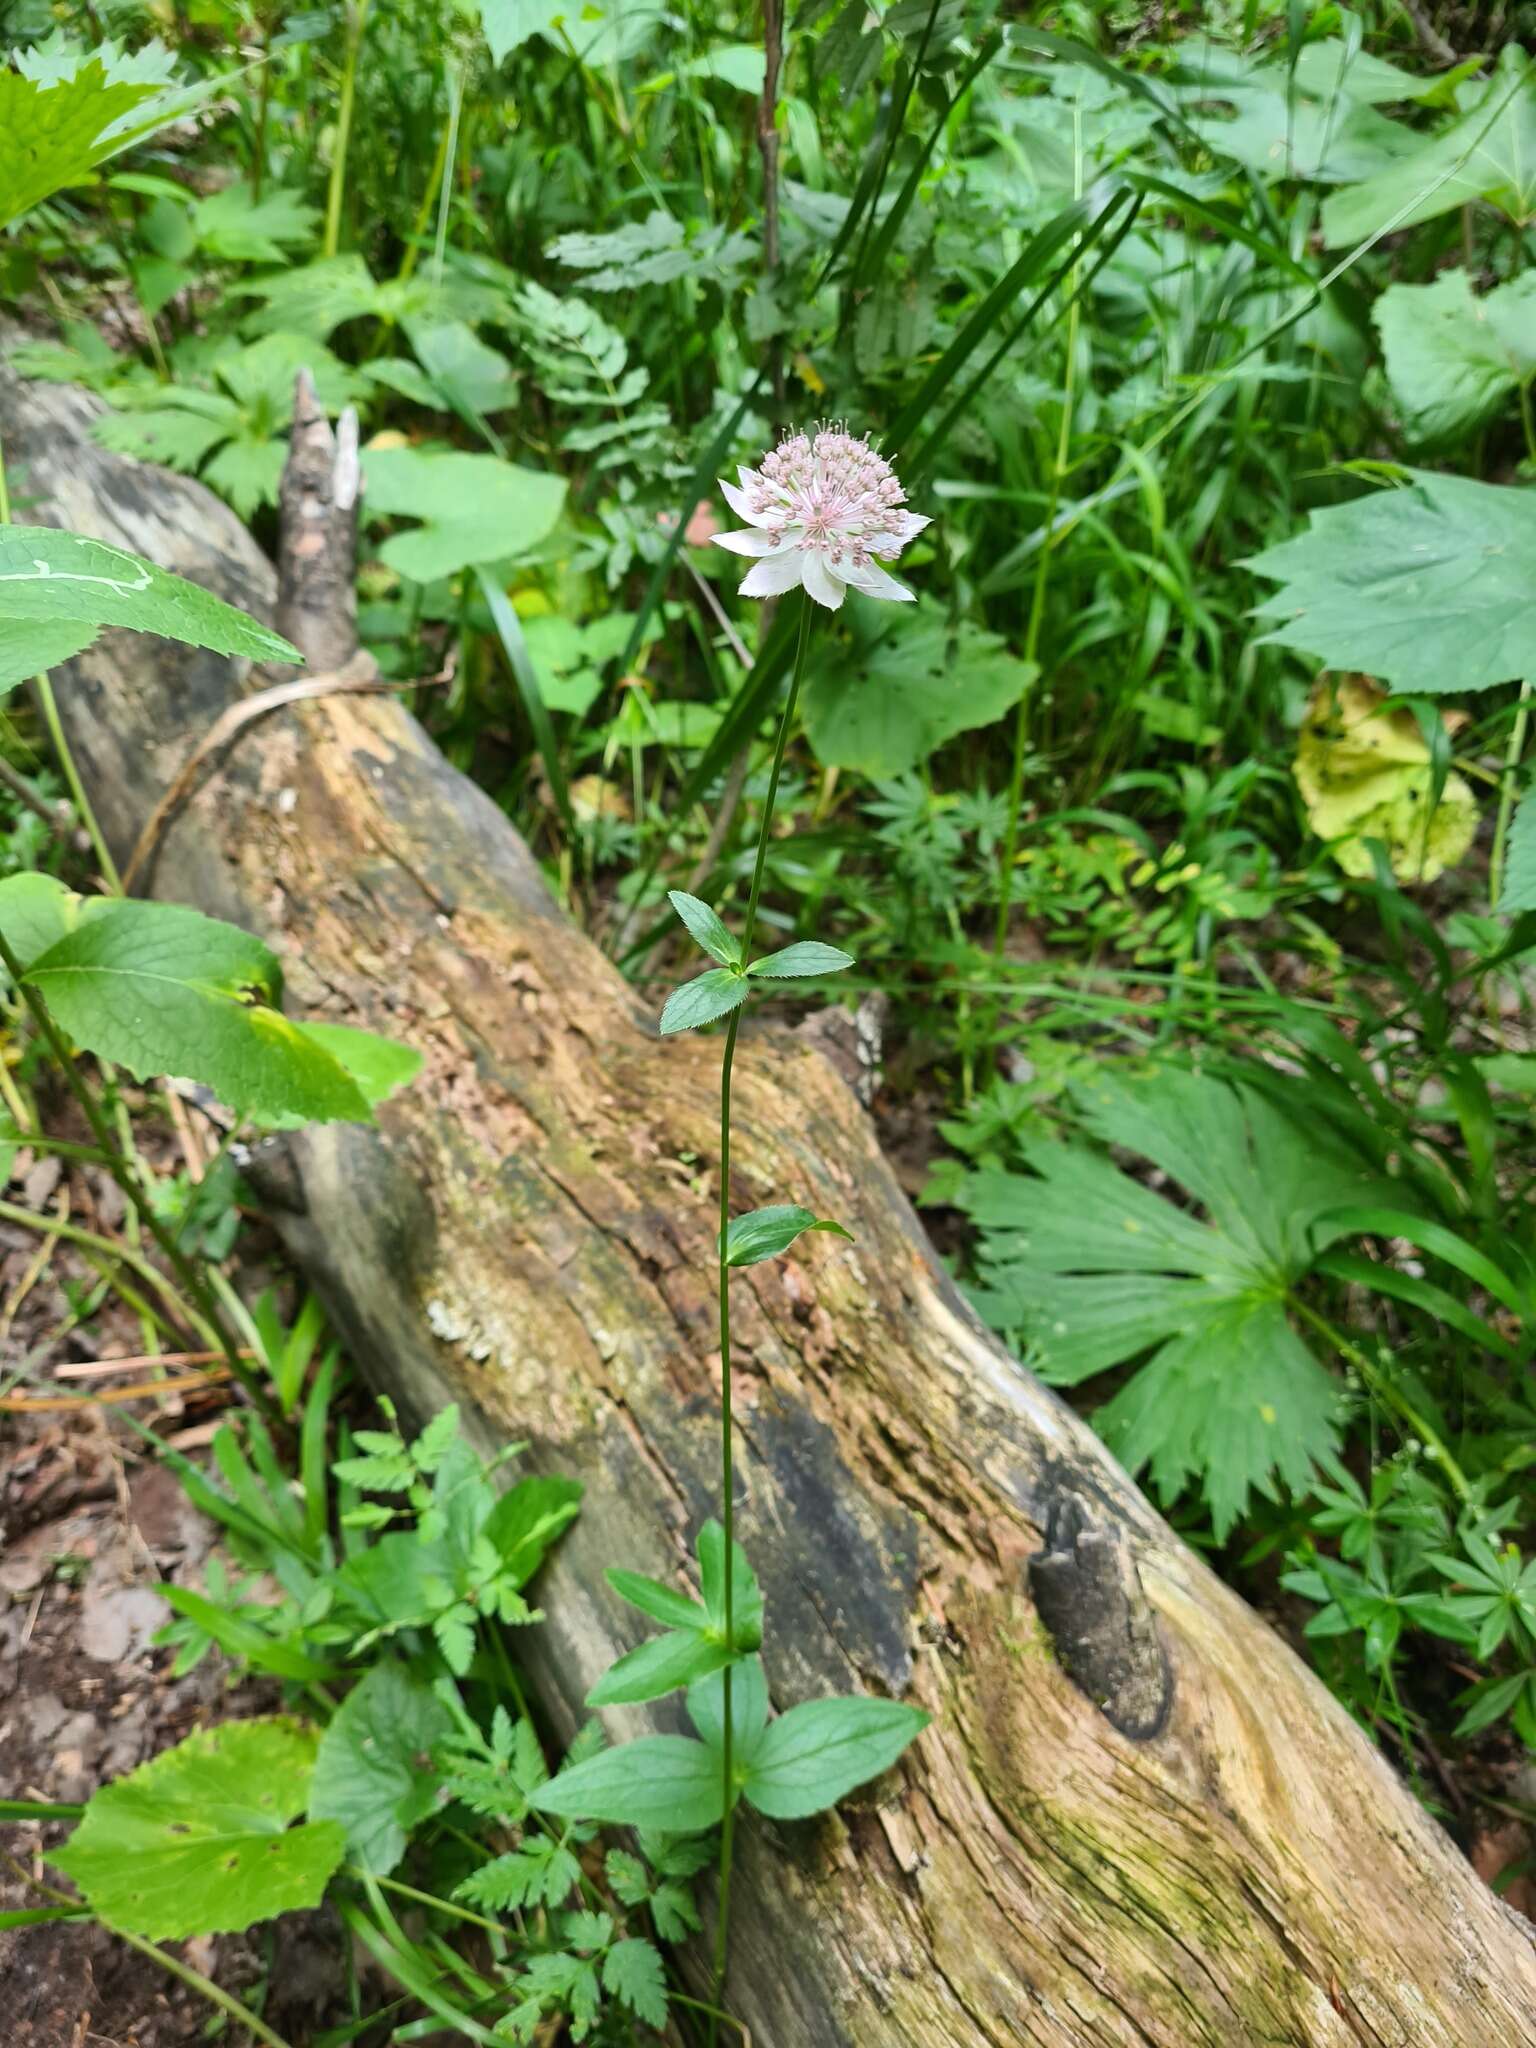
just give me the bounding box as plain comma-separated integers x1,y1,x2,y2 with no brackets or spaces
0,525,298,664
361,447,566,583
603,1939,669,2029
308,1661,454,1876
52,1719,344,1938
803,602,1036,776
587,1628,733,1707
667,889,740,967
748,941,856,978
0,52,203,229
659,966,750,1034
0,617,98,698
740,1695,928,1821
1375,270,1536,445
23,903,373,1125
526,1737,726,1831
1246,471,1536,695
722,1204,855,1266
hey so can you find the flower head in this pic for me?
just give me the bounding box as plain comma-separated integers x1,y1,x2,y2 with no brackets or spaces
712,425,928,610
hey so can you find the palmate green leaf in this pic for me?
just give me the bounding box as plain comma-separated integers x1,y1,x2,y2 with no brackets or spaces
0,526,299,665
309,1662,454,1876
1245,471,1536,695
527,1737,726,1832
749,941,855,978
1375,270,1536,445
961,1069,1376,1534
52,1719,344,1939
803,602,1037,777
1502,792,1536,915
0,616,98,698
1321,46,1536,248
21,902,375,1125
361,447,566,583
0,49,203,230
668,889,740,967
722,1204,854,1267
659,966,749,1034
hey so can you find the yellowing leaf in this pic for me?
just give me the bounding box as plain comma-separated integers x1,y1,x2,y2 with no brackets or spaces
1294,677,1478,883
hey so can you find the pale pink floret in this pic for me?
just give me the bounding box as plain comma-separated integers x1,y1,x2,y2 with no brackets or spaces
711,426,929,611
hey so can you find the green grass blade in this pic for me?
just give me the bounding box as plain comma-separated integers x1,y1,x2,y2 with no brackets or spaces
476,567,575,843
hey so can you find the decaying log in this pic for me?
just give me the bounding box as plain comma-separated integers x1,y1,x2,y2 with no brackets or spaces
5,358,1536,2048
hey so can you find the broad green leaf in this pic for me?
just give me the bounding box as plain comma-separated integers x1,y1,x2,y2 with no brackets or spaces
23,902,373,1125
405,318,519,423
686,1655,770,1760
1293,676,1478,883
480,1473,584,1587
0,617,97,698
1375,270,1536,445
659,966,749,1034
309,1662,454,1876
0,526,299,664
803,603,1036,776
962,1068,1377,1532
1502,791,1536,914
52,1719,344,1938
1246,471,1536,695
748,941,856,978
1321,47,1536,248
258,1020,423,1129
1183,65,1420,184
740,1696,929,1821
668,889,740,967
606,1569,708,1633
722,1205,854,1267
361,447,566,583
696,1521,764,1651
0,873,113,976
526,1737,726,1832
678,44,767,95
587,1629,733,1707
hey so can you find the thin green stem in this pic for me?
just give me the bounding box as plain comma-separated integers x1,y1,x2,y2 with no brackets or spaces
118,1927,297,2048
710,594,814,2032
323,0,371,260
1289,1293,1470,1502
1490,679,1532,912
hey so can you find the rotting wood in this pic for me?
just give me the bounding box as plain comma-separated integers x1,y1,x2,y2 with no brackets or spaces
6,358,1536,2048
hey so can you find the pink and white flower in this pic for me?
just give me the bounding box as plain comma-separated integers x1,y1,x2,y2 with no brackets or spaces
712,425,929,610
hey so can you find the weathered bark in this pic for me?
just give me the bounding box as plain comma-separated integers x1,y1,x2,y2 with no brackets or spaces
6,360,1536,2048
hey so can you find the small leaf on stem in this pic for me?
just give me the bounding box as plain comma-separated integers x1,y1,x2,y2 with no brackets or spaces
667,889,742,967
748,940,855,978
722,1204,854,1267
659,966,750,1034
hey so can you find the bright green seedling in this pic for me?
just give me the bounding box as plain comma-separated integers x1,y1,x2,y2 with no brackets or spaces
659,888,854,1034
532,1658,929,1829
51,1718,345,1939
588,1520,763,1707
722,1205,853,1267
